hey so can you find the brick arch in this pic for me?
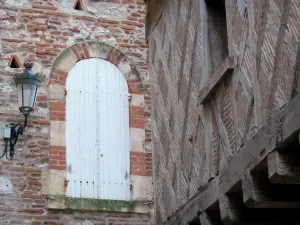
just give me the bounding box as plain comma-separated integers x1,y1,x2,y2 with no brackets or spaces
49,41,146,171
50,41,142,86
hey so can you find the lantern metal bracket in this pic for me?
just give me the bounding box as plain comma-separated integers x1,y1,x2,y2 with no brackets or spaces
1,110,28,159
24,114,28,128
1,123,24,160
19,108,32,128
0,63,40,159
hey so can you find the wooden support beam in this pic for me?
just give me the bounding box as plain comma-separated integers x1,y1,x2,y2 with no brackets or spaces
164,95,300,225
242,171,300,208
220,190,296,224
242,172,269,208
220,94,300,194
145,0,169,39
200,211,283,225
199,56,234,104
199,211,222,225
219,193,243,225
241,222,284,225
164,178,219,225
188,217,201,225
268,149,300,184
199,212,214,225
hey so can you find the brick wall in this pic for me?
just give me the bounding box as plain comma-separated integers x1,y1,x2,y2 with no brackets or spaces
130,152,152,176
0,0,152,224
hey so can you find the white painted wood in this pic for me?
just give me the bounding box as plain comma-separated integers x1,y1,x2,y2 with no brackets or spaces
66,58,130,200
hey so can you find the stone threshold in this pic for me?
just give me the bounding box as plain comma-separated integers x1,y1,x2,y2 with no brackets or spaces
45,195,153,214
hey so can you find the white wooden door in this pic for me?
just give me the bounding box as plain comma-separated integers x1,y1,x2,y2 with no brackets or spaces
66,58,130,200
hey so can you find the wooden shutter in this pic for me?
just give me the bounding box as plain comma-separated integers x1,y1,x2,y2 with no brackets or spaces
66,58,130,200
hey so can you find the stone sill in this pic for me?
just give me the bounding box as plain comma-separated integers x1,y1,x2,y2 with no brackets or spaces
45,195,153,214
198,56,234,104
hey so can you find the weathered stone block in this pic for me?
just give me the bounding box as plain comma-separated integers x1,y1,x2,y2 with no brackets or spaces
50,84,65,100
130,128,145,152
119,58,132,77
46,196,67,209
130,94,144,106
53,49,77,72
0,177,13,195
86,42,112,59
131,175,153,201
42,169,66,195
50,121,66,146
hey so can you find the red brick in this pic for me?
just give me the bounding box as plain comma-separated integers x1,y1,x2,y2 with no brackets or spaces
43,222,59,225
50,111,66,117
36,41,51,46
11,167,25,171
82,43,89,58
130,152,145,156
121,25,136,31
1,38,27,43
28,178,41,186
53,43,67,48
52,68,68,76
26,168,41,172
71,47,80,60
36,50,58,56
51,165,66,170
58,160,66,165
49,80,66,85
21,194,45,199
50,102,65,111
50,159,58,164
45,11,69,17
51,146,66,150
128,16,138,21
37,95,48,101
32,4,57,10
22,208,43,213
50,155,65,160
98,18,120,24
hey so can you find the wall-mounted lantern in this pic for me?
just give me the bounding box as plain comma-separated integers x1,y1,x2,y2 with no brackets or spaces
1,63,41,159
14,63,41,127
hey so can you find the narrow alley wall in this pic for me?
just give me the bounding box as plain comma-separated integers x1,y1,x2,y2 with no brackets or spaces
146,0,300,224
0,0,153,224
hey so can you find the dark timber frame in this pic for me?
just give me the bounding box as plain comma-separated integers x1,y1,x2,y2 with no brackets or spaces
146,0,300,224
164,94,300,224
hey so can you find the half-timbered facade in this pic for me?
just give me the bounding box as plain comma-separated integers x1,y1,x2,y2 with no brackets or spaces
145,0,300,224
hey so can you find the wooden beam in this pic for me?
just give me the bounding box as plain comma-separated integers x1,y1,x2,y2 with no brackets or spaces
242,172,269,208
199,212,214,225
268,149,300,184
219,94,300,194
164,95,300,225
199,56,234,104
219,193,243,225
145,0,169,39
200,211,283,225
242,171,300,208
233,222,285,225
199,211,222,225
164,178,219,225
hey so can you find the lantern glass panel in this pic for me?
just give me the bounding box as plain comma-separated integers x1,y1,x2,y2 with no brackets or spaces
17,84,37,109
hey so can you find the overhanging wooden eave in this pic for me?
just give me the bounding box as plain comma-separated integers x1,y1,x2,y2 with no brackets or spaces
163,94,300,225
